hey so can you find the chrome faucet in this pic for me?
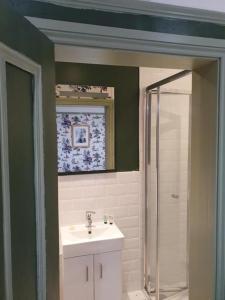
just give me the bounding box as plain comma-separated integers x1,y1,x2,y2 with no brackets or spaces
86,211,96,233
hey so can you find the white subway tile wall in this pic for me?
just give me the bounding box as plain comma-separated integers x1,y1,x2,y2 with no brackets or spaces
58,171,142,292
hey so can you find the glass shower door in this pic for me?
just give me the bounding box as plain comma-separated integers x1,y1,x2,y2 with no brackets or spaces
145,73,191,300
158,91,190,299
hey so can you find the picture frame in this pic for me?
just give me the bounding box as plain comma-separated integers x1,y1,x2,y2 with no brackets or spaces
72,125,90,148
56,84,115,174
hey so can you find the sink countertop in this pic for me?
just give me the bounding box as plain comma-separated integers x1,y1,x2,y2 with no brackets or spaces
61,222,124,258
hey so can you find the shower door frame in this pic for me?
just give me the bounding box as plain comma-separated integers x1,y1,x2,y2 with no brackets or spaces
28,15,225,300
145,70,192,299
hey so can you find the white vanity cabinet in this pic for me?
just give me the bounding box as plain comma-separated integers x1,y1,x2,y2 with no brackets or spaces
63,251,122,300
63,255,94,300
61,222,124,300
94,251,122,300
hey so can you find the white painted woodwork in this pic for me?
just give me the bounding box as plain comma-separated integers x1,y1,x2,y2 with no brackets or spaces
63,251,122,300
63,255,94,300
94,251,122,300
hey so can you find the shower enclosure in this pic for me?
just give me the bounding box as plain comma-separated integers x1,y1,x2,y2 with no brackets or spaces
144,70,192,300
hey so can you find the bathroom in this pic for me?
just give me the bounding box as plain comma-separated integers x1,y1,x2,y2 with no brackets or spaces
56,46,217,300
1,1,225,300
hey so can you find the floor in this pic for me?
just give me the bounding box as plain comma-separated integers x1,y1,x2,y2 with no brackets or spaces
165,290,188,300
123,290,148,300
124,290,188,300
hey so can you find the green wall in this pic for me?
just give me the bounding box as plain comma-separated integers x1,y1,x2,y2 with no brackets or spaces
11,0,225,40
56,62,139,172
6,64,37,300
0,135,3,300
0,1,59,299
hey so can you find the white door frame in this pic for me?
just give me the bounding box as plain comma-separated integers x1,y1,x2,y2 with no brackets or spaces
0,41,46,300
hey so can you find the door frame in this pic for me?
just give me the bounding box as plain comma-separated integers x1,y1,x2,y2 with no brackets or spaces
27,16,225,300
0,41,46,300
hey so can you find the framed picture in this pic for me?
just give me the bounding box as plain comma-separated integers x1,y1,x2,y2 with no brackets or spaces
56,84,115,174
72,125,90,148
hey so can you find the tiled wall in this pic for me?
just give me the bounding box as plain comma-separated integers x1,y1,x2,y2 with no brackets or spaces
58,171,142,292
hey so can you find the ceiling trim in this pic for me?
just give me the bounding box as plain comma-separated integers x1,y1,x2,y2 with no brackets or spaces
27,17,225,56
32,0,225,25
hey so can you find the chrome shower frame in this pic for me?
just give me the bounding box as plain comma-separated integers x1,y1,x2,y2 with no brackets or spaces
144,70,192,300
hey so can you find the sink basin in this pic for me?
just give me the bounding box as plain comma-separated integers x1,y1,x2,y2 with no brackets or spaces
68,226,110,240
61,222,124,258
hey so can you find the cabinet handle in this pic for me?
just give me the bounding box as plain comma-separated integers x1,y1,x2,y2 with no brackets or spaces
100,263,103,279
86,266,89,282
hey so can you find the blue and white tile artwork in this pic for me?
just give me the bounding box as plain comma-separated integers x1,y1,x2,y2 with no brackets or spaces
57,112,106,173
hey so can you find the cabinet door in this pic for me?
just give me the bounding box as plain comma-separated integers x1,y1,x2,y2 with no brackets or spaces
94,251,122,300
64,255,94,300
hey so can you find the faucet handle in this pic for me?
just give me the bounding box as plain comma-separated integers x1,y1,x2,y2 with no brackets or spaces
86,211,96,218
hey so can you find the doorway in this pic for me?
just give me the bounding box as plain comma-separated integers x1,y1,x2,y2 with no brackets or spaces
55,46,219,300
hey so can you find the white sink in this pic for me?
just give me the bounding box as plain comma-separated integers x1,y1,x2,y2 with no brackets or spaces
61,222,124,258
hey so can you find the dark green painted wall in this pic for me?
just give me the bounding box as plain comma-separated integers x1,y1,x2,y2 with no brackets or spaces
56,62,139,172
6,64,37,300
0,139,4,300
11,0,225,40
0,1,59,299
